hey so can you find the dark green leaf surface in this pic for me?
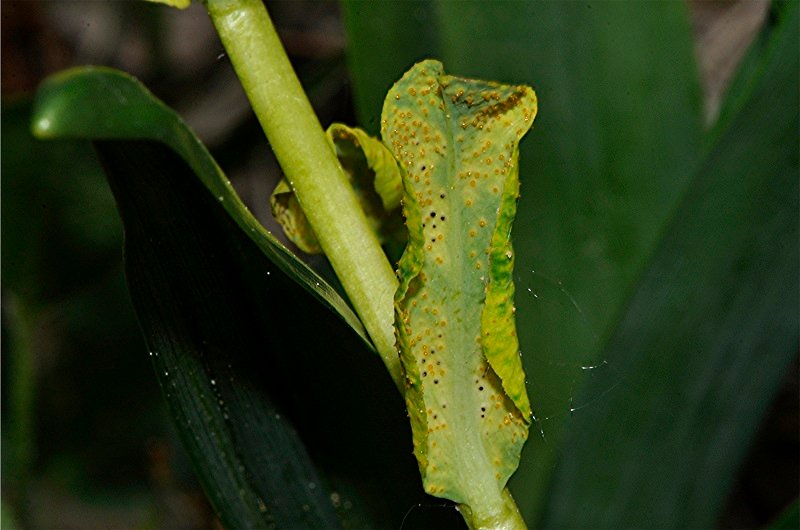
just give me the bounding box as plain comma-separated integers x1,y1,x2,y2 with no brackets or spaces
542,5,799,527
97,139,343,529
30,68,424,529
2,101,127,515
31,67,368,345
344,1,704,522
2,101,121,305
708,0,792,145
771,500,799,530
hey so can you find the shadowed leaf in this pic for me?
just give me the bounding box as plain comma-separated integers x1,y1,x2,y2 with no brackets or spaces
271,123,404,254
542,4,799,526
30,67,422,529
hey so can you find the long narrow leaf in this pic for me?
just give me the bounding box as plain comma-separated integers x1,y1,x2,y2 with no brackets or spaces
97,139,342,528
542,4,799,526
32,67,368,346
30,68,421,529
342,2,704,522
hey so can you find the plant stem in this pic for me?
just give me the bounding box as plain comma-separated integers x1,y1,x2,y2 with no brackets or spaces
203,0,401,388
459,489,528,530
202,4,529,527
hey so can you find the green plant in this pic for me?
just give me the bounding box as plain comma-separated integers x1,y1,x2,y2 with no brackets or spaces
20,0,798,528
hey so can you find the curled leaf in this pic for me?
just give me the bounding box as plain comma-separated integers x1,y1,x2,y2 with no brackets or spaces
271,178,322,254
270,123,404,254
384,60,536,521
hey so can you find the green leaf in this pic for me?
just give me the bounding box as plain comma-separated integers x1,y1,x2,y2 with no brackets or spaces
98,139,345,529
542,3,799,527
329,123,403,212
270,123,404,254
709,0,793,143
384,60,534,525
770,500,799,530
1,502,19,530
1,101,122,306
32,67,368,347
270,178,323,254
2,101,127,516
144,0,191,9
344,1,704,523
30,67,414,529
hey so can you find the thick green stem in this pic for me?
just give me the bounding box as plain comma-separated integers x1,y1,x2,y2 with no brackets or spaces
459,489,528,530
204,0,401,387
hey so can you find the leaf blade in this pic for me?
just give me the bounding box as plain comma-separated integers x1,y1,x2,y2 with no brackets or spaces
32,66,370,348
384,60,535,519
542,3,799,526
342,3,706,523
270,123,404,255
31,67,393,529
99,139,343,529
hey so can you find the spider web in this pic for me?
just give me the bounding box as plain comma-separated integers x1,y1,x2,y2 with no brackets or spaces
515,267,624,443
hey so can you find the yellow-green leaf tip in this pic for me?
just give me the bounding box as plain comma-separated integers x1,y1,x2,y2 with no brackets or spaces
145,0,191,9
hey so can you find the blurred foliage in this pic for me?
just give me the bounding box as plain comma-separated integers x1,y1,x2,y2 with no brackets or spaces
3,0,798,529
0,98,176,526
344,1,797,526
770,500,799,530
1,102,121,303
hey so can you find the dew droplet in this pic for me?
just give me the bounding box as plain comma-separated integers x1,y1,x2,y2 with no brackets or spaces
330,492,341,507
